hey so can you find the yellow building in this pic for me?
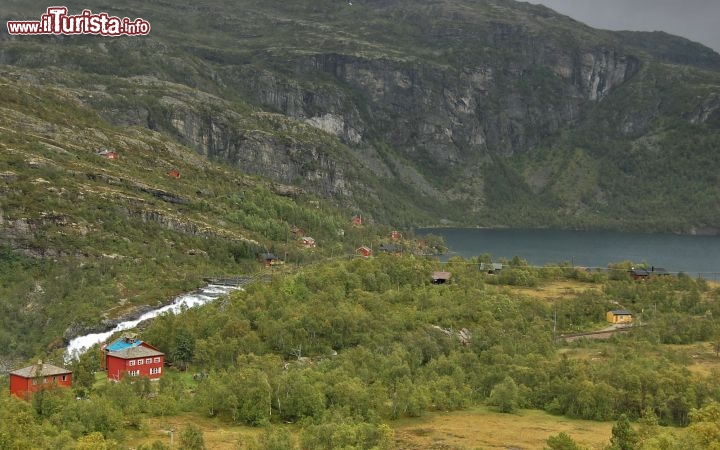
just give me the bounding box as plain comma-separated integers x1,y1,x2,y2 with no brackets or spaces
607,310,633,324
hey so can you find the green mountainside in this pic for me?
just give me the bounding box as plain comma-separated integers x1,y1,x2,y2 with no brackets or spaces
2,0,720,231
2,0,720,362
0,68,389,363
3,3,720,446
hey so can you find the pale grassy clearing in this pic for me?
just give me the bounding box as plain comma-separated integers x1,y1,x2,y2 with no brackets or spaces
124,407,614,450
394,407,613,450
666,342,720,376
128,413,265,449
559,341,720,377
506,279,601,302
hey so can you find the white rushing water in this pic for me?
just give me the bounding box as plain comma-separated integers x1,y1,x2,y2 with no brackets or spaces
65,284,241,361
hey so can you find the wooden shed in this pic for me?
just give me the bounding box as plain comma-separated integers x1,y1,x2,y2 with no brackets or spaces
432,271,452,284
258,252,280,267
480,262,503,274
379,243,401,255
607,310,633,324
300,237,316,248
629,269,650,280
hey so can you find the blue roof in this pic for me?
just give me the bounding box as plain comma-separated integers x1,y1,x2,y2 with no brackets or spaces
611,310,632,315
106,336,143,352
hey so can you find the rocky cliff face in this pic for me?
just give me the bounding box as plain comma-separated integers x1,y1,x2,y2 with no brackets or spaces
165,102,356,200
85,81,356,201
226,46,639,164
2,0,718,228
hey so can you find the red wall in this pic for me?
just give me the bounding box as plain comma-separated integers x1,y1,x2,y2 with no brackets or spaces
9,373,72,398
106,354,164,381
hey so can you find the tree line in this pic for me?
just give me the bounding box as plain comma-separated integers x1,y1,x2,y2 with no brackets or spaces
3,254,720,448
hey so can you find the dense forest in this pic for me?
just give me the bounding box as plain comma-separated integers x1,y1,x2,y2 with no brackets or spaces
3,255,720,449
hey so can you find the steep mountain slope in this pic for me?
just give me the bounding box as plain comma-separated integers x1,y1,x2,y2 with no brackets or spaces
2,0,720,231
0,67,385,364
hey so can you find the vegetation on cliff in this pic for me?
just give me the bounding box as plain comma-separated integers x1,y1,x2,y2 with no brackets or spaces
0,71,389,363
2,0,720,229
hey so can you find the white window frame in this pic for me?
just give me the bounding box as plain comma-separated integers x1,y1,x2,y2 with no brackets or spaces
137,359,143,365
154,357,161,363
129,360,135,366
150,367,162,375
146,358,152,364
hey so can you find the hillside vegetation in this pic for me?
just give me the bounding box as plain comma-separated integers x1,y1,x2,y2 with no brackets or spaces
2,0,720,230
0,69,388,364
2,257,720,448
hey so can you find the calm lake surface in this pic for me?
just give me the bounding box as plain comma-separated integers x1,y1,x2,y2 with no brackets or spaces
419,228,720,277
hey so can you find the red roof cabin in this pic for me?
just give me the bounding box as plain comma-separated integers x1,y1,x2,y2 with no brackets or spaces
167,169,181,179
9,361,72,398
390,230,402,240
351,215,362,227
104,335,165,381
356,246,372,257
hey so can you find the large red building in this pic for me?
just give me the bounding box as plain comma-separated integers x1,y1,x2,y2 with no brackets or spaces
106,345,165,381
9,362,72,398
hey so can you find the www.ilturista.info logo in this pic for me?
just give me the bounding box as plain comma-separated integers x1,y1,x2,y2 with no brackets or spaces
7,7,151,36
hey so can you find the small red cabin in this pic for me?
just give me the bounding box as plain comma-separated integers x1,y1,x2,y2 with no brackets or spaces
167,169,181,179
390,231,402,240
96,149,118,160
101,151,118,160
356,246,372,257
9,361,72,398
351,215,362,227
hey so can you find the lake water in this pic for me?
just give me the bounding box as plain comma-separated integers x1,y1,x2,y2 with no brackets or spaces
419,228,720,277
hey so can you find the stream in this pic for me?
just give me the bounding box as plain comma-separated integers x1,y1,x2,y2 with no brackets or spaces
64,284,241,361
